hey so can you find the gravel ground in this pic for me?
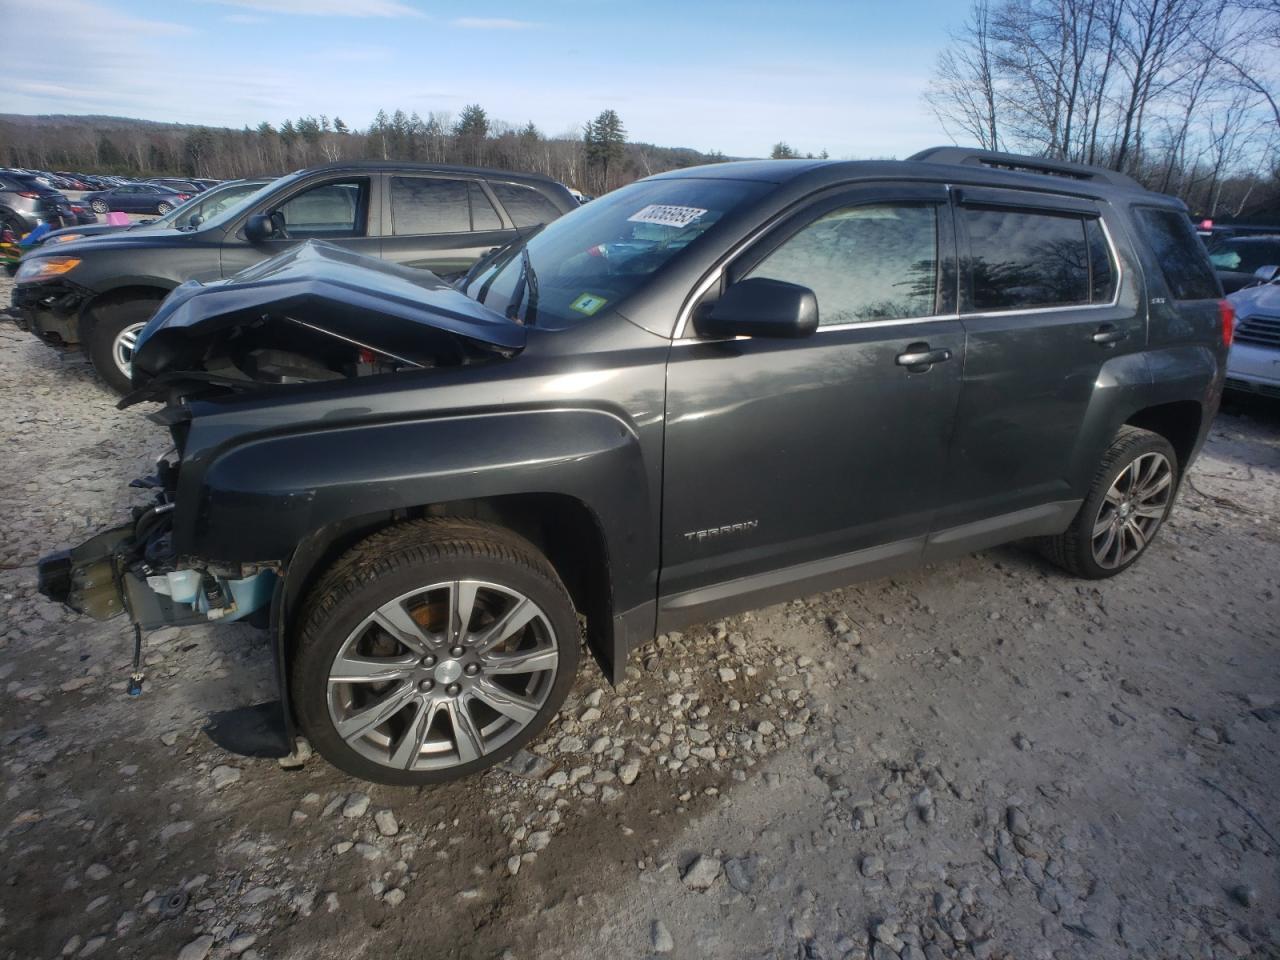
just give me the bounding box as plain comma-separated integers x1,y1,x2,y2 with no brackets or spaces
1,269,1278,960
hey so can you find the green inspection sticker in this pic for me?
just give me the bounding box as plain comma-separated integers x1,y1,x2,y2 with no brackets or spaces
570,292,608,315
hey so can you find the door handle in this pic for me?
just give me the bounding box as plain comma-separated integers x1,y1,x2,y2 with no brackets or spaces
896,344,953,369
1091,324,1128,345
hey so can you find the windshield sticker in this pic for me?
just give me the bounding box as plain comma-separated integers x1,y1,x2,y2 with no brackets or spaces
627,204,707,229
570,292,609,315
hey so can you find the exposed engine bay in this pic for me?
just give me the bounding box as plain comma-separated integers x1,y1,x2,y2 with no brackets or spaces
122,240,526,405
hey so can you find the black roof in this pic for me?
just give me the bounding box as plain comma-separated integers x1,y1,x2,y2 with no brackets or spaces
652,146,1168,205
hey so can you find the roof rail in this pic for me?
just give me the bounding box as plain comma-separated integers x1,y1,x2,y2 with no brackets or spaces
908,146,1143,191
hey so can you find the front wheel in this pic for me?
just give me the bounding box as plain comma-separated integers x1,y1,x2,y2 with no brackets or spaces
292,520,580,785
84,295,163,394
1040,426,1178,579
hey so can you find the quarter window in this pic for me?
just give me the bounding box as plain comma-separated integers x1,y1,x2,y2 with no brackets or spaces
1135,207,1219,300
744,203,938,325
489,181,562,228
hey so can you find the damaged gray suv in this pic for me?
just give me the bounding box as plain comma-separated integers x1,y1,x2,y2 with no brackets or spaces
38,148,1232,786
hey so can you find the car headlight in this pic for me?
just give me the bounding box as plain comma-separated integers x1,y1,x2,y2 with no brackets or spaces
14,257,81,283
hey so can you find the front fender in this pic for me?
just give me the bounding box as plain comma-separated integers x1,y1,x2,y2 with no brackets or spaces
175,406,657,613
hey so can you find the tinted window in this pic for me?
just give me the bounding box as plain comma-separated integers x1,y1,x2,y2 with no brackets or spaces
746,203,938,325
390,177,471,234
489,181,562,228
1135,207,1219,300
1208,238,1280,274
276,180,366,239
963,208,1096,310
1086,218,1117,302
470,183,501,230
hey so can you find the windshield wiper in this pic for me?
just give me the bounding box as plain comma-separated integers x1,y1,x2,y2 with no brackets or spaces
506,245,540,327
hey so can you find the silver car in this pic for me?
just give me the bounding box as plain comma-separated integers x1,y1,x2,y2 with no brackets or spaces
1227,268,1280,398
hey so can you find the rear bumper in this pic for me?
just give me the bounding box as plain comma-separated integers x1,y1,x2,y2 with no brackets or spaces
10,280,87,346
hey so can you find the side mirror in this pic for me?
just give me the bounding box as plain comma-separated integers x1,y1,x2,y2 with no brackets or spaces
696,277,819,339
1254,264,1280,283
244,213,274,243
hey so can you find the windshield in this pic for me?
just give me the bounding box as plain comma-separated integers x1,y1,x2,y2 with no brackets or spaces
153,180,270,229
464,177,771,327
1209,239,1280,273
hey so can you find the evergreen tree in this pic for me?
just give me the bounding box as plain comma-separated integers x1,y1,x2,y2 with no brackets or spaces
584,109,626,192
770,142,798,159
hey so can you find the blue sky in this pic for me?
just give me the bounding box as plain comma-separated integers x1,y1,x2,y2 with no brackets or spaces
7,0,963,159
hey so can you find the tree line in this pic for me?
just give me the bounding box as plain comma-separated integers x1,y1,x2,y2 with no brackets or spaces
0,107,721,196
926,0,1280,218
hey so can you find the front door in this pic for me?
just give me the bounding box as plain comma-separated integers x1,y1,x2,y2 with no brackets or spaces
379,175,519,279
931,188,1144,539
219,176,382,277
659,183,964,626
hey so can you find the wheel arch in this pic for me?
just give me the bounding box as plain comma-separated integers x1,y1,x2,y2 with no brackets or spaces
77,284,173,341
1123,400,1203,474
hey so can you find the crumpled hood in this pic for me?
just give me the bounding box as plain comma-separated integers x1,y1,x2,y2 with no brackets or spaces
131,240,524,384
1229,279,1280,317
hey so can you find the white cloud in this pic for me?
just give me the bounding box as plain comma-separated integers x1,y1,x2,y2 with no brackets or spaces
452,17,536,30
209,0,423,16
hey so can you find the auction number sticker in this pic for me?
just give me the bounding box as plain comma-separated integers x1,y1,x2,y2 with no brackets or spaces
570,292,609,315
627,204,707,228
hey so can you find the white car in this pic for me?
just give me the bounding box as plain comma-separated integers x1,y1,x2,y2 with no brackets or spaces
1227,269,1280,398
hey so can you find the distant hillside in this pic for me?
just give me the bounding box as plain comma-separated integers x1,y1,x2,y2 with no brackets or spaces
0,111,734,194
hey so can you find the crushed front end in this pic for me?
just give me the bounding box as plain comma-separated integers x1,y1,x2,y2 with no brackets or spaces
37,449,278,643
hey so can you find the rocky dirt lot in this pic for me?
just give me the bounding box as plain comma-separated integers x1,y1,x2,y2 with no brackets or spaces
1,270,1278,960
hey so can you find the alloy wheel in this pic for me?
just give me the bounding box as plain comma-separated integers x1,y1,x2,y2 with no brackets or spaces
325,579,560,773
91,199,108,213
111,321,148,383
1091,451,1172,569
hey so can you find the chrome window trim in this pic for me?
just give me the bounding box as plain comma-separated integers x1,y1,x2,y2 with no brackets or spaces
673,194,1124,339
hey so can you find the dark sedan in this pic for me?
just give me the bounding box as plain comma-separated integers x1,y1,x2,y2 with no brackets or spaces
1208,235,1280,293
81,183,191,215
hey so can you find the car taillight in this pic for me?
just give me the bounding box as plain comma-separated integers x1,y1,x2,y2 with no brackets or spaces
17,190,40,199
177,193,191,200
1219,300,1235,348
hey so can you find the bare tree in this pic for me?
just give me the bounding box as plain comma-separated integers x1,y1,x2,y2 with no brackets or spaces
925,0,1002,149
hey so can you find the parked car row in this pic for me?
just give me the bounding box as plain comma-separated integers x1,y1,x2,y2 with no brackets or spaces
11,160,578,390
0,170,96,235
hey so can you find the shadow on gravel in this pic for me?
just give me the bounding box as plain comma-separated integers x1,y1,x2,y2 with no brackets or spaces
204,700,292,757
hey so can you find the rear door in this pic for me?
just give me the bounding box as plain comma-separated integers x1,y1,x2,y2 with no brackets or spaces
379,174,518,278
929,188,1142,546
219,175,382,277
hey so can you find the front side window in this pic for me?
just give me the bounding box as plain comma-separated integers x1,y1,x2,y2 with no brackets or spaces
275,179,367,239
963,208,1099,310
745,203,938,326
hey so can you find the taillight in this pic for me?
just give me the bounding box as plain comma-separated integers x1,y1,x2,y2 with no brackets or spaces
17,190,39,199
1219,300,1235,348
176,193,191,200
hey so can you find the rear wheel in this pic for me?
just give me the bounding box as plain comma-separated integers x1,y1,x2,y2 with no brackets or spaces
84,295,163,394
156,202,172,215
292,519,580,785
1040,426,1178,579
90,199,108,214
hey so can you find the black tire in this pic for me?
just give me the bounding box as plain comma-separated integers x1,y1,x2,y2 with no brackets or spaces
90,199,108,214
1039,426,1178,579
84,295,163,394
292,519,581,786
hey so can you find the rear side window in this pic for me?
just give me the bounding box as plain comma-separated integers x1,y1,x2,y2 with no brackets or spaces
489,181,562,228
390,177,471,234
963,208,1118,311
1134,207,1219,300
746,203,939,326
